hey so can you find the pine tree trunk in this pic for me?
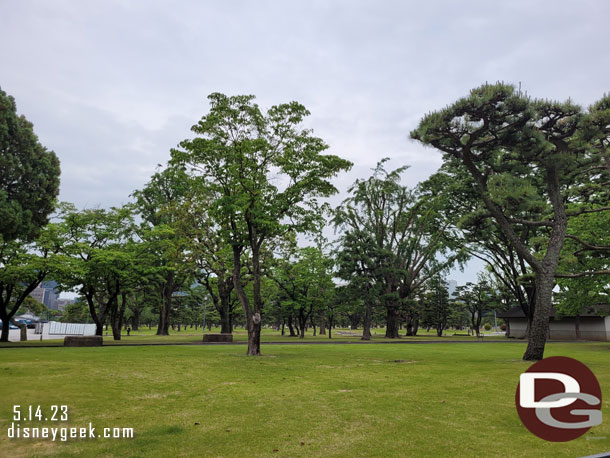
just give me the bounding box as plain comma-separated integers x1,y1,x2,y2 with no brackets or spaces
523,271,555,360
219,305,232,334
385,308,400,338
406,315,419,336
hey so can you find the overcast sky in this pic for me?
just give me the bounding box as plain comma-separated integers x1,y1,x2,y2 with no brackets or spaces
2,0,609,285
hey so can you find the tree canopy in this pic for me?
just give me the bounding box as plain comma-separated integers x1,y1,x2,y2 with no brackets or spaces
0,88,60,242
411,83,610,360
172,93,352,355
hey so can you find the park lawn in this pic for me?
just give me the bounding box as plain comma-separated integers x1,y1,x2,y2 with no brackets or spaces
0,342,609,457
0,327,508,347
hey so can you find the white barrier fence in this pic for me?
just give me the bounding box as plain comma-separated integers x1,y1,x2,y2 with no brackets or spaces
35,321,96,336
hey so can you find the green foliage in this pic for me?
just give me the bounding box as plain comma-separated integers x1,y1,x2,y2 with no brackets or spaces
0,88,60,242
555,209,610,315
54,203,140,336
420,277,457,336
411,83,610,359
269,245,334,337
334,159,466,336
172,93,352,247
454,273,500,334
0,222,70,339
171,93,352,353
132,165,197,335
20,296,47,317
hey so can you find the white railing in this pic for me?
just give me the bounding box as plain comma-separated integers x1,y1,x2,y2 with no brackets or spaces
41,321,96,336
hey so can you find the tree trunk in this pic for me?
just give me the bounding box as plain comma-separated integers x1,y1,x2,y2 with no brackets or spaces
0,274,45,342
85,293,105,336
362,301,372,340
0,308,12,342
0,321,9,342
210,275,234,335
471,313,480,337
385,308,400,338
219,305,232,334
131,308,141,331
298,310,306,339
287,315,297,336
247,317,261,356
156,277,173,336
233,242,261,356
406,315,419,336
110,293,127,341
319,319,326,335
523,270,555,360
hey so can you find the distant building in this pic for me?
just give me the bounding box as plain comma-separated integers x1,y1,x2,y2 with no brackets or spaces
29,281,67,310
447,280,458,298
29,285,47,304
499,305,610,341
41,281,59,310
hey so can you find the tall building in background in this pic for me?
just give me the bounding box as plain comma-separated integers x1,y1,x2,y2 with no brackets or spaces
30,284,47,304
41,281,59,310
447,280,458,298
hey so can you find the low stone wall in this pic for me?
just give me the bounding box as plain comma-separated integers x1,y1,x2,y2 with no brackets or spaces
64,335,103,347
202,333,233,343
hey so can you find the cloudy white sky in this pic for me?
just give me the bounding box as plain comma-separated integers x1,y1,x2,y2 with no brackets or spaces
2,0,609,284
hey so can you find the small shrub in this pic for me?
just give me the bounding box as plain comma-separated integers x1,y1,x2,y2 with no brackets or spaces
484,323,491,331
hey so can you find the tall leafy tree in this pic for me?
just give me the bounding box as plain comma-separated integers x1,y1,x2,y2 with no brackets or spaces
172,93,351,355
454,274,499,337
555,210,610,319
420,277,455,337
411,83,610,360
422,169,537,331
132,166,194,335
174,186,237,334
334,160,464,339
57,204,137,339
0,223,68,341
0,88,60,242
269,246,334,339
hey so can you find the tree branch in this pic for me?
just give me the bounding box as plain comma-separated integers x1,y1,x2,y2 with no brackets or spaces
555,270,610,278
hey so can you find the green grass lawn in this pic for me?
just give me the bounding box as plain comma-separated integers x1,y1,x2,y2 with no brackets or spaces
0,342,608,457
0,326,508,347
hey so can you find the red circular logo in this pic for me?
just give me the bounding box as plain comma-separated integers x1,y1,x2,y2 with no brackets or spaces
515,356,602,441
